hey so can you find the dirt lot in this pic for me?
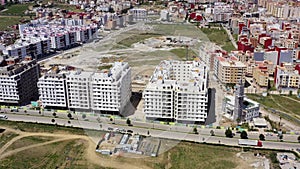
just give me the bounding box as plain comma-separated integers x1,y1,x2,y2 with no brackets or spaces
0,123,282,169
41,23,208,92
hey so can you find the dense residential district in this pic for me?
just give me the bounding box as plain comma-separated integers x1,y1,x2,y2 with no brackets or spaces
0,0,300,168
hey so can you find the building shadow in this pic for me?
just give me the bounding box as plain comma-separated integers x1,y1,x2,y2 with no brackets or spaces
120,92,142,117
205,88,216,125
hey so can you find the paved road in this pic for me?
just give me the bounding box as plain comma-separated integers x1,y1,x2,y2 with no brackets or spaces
1,108,299,142
2,113,300,153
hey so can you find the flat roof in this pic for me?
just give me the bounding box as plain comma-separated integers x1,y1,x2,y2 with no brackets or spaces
253,118,267,127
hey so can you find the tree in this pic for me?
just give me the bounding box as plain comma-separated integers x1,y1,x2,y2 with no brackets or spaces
126,118,131,126
67,113,72,119
241,131,248,139
82,114,86,119
259,134,265,141
210,130,215,136
51,119,55,123
110,118,113,122
225,128,233,138
52,112,57,117
193,127,198,134
298,136,300,143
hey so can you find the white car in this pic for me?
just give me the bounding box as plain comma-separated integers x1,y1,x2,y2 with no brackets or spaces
0,115,8,119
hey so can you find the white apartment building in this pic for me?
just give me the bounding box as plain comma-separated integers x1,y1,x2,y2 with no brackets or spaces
129,8,148,22
143,60,208,123
37,62,131,113
67,71,93,110
38,68,67,108
275,66,300,89
3,37,51,59
0,57,40,105
91,62,131,113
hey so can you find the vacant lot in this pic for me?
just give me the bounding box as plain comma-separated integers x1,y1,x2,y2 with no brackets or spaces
0,131,19,148
0,139,99,169
0,121,287,169
0,16,30,31
247,94,300,126
56,4,84,12
117,33,162,48
154,142,239,169
1,4,32,15
169,48,197,60
199,27,235,52
6,136,54,152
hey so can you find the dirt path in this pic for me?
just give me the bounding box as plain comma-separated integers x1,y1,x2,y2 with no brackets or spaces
0,126,152,169
270,96,292,114
282,96,300,103
260,108,300,131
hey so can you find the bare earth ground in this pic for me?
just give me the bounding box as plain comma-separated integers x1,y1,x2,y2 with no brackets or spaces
0,125,273,169
0,127,150,169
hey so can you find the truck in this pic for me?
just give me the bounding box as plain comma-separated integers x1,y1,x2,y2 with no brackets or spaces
238,139,263,147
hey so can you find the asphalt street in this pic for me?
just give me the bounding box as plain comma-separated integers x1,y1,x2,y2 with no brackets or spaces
2,112,299,153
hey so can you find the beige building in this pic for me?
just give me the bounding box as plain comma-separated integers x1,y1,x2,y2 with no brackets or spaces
214,57,246,84
231,51,253,63
253,66,269,87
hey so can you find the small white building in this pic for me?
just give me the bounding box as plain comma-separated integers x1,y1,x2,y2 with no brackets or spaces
160,10,170,22
222,95,260,122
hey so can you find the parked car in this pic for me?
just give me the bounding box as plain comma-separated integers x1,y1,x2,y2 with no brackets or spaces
127,130,133,133
0,115,8,120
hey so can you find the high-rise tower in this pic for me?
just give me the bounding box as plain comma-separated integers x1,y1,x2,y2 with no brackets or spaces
233,79,244,121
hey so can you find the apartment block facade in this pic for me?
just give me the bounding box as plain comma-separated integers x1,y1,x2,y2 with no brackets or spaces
0,57,40,105
38,62,131,113
143,60,208,123
90,62,131,113
66,71,93,110
275,66,300,89
253,66,269,87
214,57,246,84
38,69,67,108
